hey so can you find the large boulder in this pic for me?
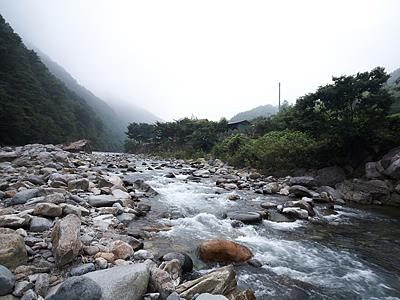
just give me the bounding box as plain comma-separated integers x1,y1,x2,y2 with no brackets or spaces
289,176,317,187
336,179,391,205
198,239,253,263
51,214,81,267
0,215,26,229
176,265,237,299
62,139,91,153
288,185,317,198
315,166,345,186
45,276,102,300
0,228,27,268
0,265,15,296
84,264,150,300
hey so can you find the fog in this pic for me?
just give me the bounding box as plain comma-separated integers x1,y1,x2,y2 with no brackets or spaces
0,0,399,121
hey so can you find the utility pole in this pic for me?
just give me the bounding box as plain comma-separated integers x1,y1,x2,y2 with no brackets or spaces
278,82,281,112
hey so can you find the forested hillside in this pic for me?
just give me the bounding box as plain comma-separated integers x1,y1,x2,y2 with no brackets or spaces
388,68,400,113
230,104,278,122
36,50,126,151
0,15,111,149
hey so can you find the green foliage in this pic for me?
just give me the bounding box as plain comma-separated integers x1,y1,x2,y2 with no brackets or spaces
213,131,322,171
0,15,110,149
126,117,229,158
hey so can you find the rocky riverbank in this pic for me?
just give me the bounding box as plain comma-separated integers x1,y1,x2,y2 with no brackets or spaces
0,143,399,299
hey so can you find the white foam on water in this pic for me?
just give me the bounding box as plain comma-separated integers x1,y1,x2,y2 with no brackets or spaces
263,219,305,230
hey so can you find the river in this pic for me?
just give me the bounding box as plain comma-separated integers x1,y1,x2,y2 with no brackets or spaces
115,156,400,299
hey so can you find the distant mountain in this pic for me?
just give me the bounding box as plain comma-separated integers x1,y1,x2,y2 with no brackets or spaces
388,67,400,85
107,99,163,129
230,104,278,122
0,15,111,149
36,50,126,151
35,50,162,151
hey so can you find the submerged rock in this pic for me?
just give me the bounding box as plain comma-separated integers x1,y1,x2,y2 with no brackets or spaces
198,239,253,263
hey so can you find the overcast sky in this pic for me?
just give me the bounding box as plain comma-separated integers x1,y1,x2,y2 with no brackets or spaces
1,0,399,121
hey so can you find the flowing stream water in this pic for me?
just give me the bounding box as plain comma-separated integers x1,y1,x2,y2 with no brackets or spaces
122,158,400,300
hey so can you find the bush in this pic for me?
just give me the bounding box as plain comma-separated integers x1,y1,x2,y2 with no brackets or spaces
213,130,323,172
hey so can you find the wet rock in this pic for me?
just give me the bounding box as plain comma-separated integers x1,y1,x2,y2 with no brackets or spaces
0,228,28,268
176,265,237,299
111,240,134,260
68,178,89,191
227,212,262,224
46,276,102,300
88,195,121,207
116,212,137,224
0,265,15,296
267,211,294,222
291,199,315,217
70,263,95,276
132,179,158,196
198,239,253,263
83,264,150,300
51,214,81,267
35,273,49,297
30,217,52,232
0,215,26,229
288,185,317,198
33,203,62,217
289,176,317,187
260,201,278,209
162,252,193,274
227,194,240,201
282,207,309,219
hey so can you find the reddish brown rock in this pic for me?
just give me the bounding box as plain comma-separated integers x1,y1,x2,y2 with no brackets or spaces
198,239,253,263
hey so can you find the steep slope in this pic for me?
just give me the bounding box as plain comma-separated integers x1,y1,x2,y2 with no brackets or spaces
230,104,278,122
388,68,400,114
36,50,126,151
388,67,400,85
0,15,111,149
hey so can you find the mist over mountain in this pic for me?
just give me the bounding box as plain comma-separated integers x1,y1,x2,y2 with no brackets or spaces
230,104,278,122
0,15,112,149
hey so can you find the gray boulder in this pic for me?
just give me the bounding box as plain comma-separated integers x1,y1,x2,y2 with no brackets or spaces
288,185,317,198
30,217,52,232
84,264,150,300
315,166,345,186
0,228,27,268
0,265,15,296
45,276,102,300
5,189,38,206
289,176,317,187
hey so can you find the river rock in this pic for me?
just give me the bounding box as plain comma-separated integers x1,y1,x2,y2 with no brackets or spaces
176,265,236,299
88,195,121,207
70,263,95,276
336,179,391,205
62,139,91,153
289,176,317,187
282,207,309,219
0,228,28,268
0,265,15,296
68,178,89,191
291,199,315,217
149,266,175,299
260,201,278,209
162,252,193,273
198,239,253,263
33,203,62,217
83,263,150,300
134,250,154,261
288,185,317,198
5,189,39,206
30,217,52,232
111,240,134,260
227,212,262,224
13,280,33,297
0,215,26,229
35,273,49,297
21,289,37,300
51,214,81,267
46,276,102,300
